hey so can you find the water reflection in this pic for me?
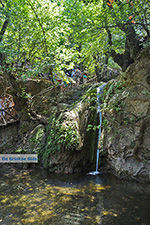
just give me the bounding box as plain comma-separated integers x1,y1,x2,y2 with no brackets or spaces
0,167,150,225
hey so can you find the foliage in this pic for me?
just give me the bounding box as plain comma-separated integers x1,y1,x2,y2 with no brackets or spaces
0,0,149,79
42,115,80,164
30,126,45,153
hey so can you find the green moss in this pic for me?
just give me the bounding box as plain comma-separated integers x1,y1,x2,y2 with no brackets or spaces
87,113,97,162
41,83,104,167
42,115,80,166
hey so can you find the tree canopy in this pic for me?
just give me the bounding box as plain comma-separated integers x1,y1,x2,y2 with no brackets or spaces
0,0,149,80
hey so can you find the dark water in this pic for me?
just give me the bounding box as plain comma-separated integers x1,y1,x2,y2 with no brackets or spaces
0,167,150,225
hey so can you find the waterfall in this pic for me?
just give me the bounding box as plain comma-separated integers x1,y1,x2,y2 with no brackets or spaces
95,149,100,173
88,83,107,175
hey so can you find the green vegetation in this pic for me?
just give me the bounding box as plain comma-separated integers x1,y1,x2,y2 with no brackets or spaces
0,0,149,80
30,126,45,153
0,0,149,180
42,115,80,165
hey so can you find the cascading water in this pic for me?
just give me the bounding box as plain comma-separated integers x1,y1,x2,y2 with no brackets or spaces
95,149,100,173
88,83,107,175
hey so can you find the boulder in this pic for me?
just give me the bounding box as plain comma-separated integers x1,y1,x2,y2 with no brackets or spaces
41,84,99,173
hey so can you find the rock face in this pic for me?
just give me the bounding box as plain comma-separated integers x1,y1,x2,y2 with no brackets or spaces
39,84,98,173
102,47,150,181
1,47,149,180
0,73,98,173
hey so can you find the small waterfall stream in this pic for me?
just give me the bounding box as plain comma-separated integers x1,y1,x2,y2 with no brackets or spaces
95,149,100,173
88,83,107,175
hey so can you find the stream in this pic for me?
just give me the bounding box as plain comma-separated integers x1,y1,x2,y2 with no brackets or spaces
0,166,150,225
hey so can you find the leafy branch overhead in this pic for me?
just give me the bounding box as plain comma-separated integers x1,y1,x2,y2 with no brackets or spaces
0,0,149,77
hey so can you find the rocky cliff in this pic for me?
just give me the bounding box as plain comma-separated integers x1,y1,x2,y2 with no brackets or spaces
102,47,150,181
0,47,150,181
0,75,99,173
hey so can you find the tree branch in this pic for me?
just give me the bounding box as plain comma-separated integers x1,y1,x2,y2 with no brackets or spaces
0,19,9,42
27,0,48,55
0,0,5,7
105,27,112,46
105,26,134,71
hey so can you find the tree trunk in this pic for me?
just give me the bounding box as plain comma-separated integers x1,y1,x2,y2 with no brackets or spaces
106,23,142,71
0,19,9,42
112,25,141,71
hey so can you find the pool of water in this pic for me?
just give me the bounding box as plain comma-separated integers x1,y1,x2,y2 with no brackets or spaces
0,166,150,225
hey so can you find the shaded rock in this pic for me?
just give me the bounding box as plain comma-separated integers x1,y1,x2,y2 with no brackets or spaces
102,47,150,181
23,124,46,154
30,83,92,117
19,78,51,96
0,69,98,174
0,123,20,153
41,85,99,173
